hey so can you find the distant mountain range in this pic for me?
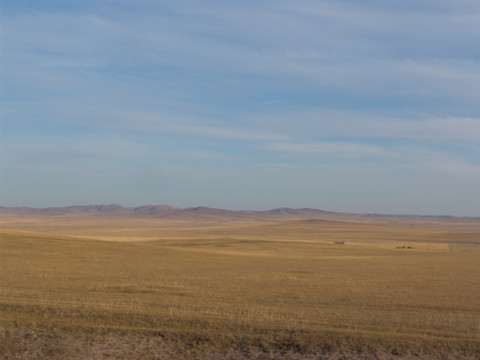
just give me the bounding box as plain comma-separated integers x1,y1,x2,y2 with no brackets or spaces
0,204,335,219
0,204,477,221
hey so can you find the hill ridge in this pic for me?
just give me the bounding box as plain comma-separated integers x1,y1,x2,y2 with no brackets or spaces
0,204,478,221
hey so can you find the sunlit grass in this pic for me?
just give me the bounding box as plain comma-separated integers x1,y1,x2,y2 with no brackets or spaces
1,218,480,358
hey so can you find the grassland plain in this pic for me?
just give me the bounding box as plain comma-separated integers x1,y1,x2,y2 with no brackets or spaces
1,215,480,359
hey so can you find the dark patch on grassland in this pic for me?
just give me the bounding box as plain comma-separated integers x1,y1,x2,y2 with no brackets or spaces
2,323,479,360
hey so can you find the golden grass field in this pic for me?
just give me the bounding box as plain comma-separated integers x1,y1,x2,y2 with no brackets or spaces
1,215,480,359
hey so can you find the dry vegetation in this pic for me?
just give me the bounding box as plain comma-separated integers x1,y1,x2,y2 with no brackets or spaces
1,216,480,359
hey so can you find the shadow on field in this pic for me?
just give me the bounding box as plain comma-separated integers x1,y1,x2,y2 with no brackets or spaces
1,326,478,360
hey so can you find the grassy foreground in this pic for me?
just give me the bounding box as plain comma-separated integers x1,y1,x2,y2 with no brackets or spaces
1,218,480,359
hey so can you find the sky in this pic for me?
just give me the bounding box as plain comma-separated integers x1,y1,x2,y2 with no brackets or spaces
1,0,479,216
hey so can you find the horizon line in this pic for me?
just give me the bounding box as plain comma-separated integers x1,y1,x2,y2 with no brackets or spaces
1,203,478,219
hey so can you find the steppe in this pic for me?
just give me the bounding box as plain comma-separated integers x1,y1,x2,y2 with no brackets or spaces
1,206,480,359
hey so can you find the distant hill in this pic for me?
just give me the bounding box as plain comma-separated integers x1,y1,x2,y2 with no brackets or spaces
0,204,344,221
0,204,477,223
0,204,178,217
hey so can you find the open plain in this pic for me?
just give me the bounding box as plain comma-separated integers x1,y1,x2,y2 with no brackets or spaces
1,207,480,359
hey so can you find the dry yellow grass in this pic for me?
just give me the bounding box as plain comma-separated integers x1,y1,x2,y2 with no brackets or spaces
1,216,480,359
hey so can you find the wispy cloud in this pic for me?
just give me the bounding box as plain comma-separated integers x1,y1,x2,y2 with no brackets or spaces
3,1,480,98
248,110,480,143
262,141,388,158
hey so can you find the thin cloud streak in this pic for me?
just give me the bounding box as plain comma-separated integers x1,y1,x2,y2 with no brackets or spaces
262,142,388,158
249,111,480,143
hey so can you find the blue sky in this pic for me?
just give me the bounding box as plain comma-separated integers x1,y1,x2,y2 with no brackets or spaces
1,0,479,215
